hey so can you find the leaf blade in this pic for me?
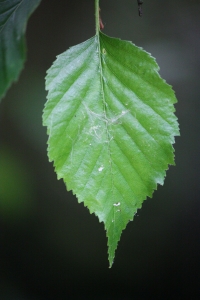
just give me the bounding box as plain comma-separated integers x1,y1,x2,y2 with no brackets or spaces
43,32,179,267
0,0,41,101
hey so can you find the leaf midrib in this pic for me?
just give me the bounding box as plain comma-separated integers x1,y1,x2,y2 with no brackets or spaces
97,33,114,196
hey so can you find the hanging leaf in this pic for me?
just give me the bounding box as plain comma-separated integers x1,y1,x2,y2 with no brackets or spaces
43,32,179,267
0,0,41,101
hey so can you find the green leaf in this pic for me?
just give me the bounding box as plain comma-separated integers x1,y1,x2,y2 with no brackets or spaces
0,0,41,101
43,32,179,267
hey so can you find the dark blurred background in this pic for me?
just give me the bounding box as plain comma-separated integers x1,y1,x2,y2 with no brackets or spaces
1,0,200,299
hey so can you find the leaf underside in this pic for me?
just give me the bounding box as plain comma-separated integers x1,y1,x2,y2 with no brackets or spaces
0,0,41,101
43,32,179,267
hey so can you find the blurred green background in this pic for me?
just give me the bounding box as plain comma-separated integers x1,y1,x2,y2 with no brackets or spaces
1,0,200,299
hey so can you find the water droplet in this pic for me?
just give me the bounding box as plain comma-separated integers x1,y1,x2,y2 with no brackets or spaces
113,202,121,207
98,166,104,172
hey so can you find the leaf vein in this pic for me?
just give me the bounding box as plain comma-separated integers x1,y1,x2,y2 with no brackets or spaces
104,77,170,157
47,70,99,131
101,36,173,101
47,38,95,88
73,143,104,189
112,139,150,192
104,59,173,131
0,0,24,34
